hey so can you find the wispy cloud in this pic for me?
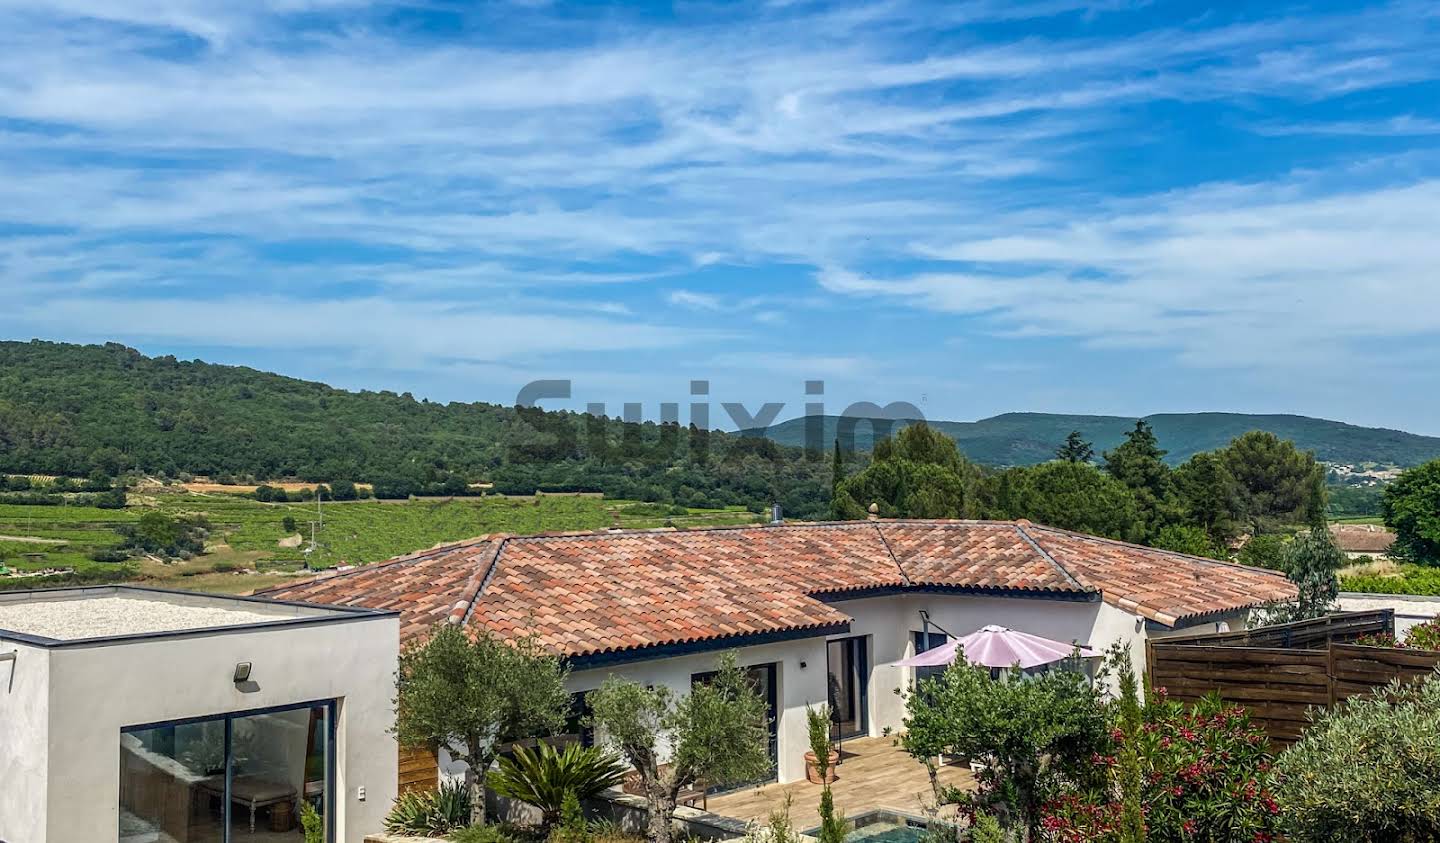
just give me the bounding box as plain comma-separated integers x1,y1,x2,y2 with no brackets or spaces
1,0,1438,425
823,173,1440,368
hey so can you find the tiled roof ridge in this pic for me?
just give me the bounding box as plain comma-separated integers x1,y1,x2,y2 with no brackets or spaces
499,517,1022,544
1024,522,1286,578
252,534,499,596
1011,521,1092,593
869,522,913,587
500,519,885,543
449,536,510,626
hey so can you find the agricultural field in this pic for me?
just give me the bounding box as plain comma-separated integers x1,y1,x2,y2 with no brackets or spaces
0,492,761,595
1340,559,1440,596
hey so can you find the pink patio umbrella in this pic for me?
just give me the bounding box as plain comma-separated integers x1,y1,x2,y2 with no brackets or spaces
895,624,1097,670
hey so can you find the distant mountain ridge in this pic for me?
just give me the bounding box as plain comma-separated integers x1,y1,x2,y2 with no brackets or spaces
747,412,1440,467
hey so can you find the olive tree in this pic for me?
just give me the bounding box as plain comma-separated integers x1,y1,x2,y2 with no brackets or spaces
900,658,1108,837
394,623,571,826
589,652,771,843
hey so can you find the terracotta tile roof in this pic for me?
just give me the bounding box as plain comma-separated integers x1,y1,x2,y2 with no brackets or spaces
878,522,1084,592
1328,524,1396,554
1022,524,1299,627
259,537,502,641
259,520,1297,658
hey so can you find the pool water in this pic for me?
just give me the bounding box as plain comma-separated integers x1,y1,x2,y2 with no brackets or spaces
808,809,938,843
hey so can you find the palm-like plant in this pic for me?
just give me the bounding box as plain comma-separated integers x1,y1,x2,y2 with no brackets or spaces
489,742,628,828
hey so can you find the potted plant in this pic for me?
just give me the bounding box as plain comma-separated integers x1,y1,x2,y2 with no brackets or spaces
804,706,840,784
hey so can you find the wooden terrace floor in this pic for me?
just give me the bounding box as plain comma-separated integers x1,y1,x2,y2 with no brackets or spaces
705,736,974,831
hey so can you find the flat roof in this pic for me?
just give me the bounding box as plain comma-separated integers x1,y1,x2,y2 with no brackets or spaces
0,585,394,647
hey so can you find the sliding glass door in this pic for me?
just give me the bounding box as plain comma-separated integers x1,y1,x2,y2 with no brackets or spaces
827,636,869,739
120,701,333,843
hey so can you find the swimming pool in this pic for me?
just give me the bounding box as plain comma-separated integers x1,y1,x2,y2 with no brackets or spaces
807,809,944,843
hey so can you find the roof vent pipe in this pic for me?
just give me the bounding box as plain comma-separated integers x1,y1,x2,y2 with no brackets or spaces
770,502,783,525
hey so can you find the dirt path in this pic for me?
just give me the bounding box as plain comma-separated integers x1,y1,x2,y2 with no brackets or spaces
0,534,68,545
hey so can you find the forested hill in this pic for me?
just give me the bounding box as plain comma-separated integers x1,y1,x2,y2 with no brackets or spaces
0,340,834,516
750,412,1440,467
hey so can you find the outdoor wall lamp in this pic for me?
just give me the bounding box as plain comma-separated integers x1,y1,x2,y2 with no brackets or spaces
233,661,252,684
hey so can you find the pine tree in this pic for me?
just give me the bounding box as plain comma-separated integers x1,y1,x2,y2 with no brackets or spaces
1055,431,1094,463
1103,420,1178,540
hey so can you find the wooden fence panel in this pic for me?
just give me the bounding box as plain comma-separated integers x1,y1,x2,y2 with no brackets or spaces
1330,644,1440,701
1147,614,1440,747
398,744,440,794
1149,645,1330,745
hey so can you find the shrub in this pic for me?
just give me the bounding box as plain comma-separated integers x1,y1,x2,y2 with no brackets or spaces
489,742,627,829
1274,673,1440,841
901,660,1108,836
89,548,131,563
1353,618,1440,651
450,823,522,843
968,814,1007,843
549,790,589,843
299,802,324,843
384,780,473,836
1038,693,1281,843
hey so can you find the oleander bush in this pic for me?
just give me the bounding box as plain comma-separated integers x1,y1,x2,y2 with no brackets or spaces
1038,692,1281,843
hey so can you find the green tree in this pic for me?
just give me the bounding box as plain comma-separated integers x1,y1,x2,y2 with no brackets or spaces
1382,459,1440,564
1173,451,1245,548
830,439,844,508
1238,533,1289,570
1150,524,1221,559
990,462,1143,542
1274,673,1440,842
807,706,847,843
1258,528,1342,624
589,652,771,843
1218,431,1326,533
833,422,979,519
1055,431,1094,464
1103,421,1179,540
1109,647,1145,843
901,660,1108,837
394,623,571,826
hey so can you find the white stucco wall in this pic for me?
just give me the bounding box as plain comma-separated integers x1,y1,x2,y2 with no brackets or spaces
27,614,398,843
1340,592,1440,637
551,594,1251,788
0,640,51,843
565,637,830,785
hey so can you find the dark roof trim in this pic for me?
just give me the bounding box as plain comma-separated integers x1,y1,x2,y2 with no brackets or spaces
0,585,396,650
565,621,851,670
813,584,1100,603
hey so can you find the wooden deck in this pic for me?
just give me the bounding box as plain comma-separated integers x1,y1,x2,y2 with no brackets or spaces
706,736,974,831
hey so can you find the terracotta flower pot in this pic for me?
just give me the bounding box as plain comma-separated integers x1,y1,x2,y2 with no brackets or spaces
804,749,840,784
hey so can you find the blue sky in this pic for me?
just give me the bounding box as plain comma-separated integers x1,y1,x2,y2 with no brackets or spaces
3,1,1440,433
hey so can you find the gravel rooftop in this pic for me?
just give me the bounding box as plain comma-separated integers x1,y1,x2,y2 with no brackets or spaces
0,595,286,641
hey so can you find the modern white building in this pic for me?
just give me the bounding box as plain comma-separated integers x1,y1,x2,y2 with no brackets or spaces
265,519,1297,789
0,585,399,843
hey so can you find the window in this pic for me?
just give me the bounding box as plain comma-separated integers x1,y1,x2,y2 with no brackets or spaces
563,691,596,748
120,702,333,843
911,630,951,684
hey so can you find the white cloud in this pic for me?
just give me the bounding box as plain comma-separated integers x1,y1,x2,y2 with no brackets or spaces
0,0,1438,389
822,175,1440,368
